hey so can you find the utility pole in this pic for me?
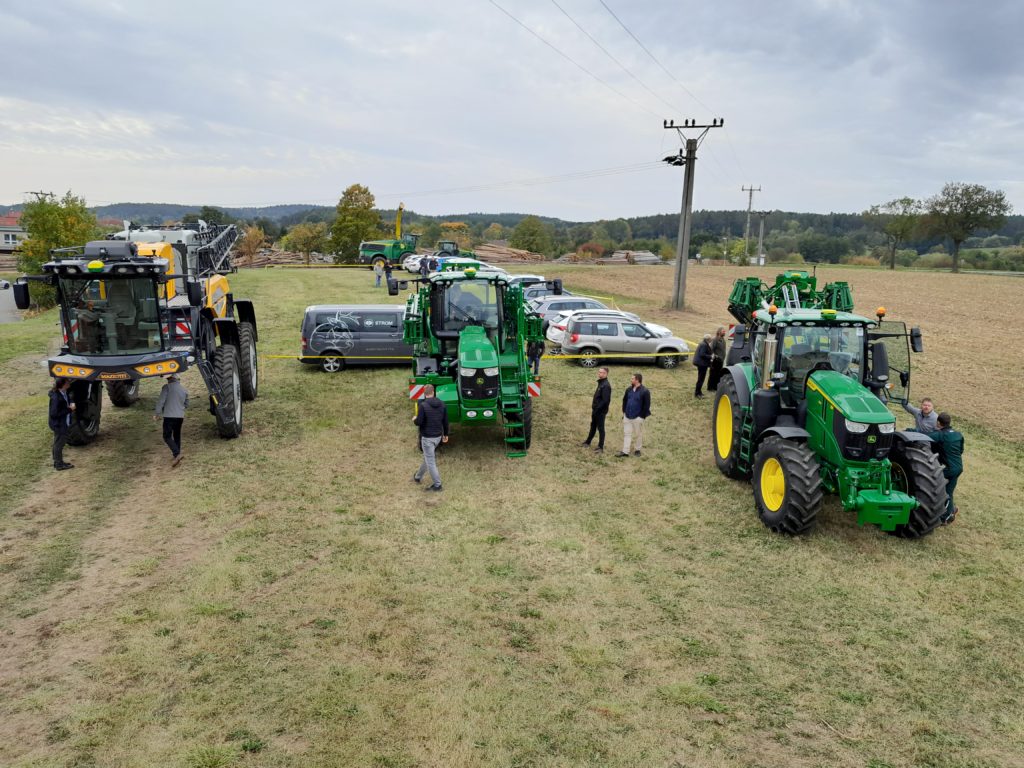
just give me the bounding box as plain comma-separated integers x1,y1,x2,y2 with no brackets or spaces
756,211,769,265
742,185,761,262
663,118,724,310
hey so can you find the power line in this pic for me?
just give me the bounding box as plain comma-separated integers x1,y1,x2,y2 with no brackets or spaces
597,0,750,181
549,0,681,116
488,0,661,118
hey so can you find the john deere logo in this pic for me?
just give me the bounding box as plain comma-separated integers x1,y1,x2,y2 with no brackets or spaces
867,435,877,444
476,377,485,385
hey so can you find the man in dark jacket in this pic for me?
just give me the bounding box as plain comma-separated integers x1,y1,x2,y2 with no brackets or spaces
527,339,545,376
581,367,611,452
708,326,728,391
693,333,714,398
413,384,449,491
927,412,965,524
617,373,651,457
48,377,76,470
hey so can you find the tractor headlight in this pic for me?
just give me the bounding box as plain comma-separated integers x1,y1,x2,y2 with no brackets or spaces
483,367,499,377
844,419,869,433
461,368,477,377
878,422,895,434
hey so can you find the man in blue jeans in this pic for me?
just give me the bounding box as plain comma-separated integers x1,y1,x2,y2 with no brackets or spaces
413,384,449,491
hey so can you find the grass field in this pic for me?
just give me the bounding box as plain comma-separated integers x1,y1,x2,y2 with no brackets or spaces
1,264,1022,768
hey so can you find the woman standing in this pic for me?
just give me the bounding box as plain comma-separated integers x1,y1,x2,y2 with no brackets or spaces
48,378,76,470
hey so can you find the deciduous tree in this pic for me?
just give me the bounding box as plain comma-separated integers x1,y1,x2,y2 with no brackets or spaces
330,184,379,263
509,216,553,256
923,183,1011,272
863,197,921,270
235,225,266,266
284,222,328,266
19,191,99,307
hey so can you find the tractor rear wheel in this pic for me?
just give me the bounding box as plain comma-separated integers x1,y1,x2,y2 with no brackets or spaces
888,442,946,539
238,322,258,401
211,345,243,439
752,437,822,535
67,380,102,445
106,379,140,407
713,373,749,479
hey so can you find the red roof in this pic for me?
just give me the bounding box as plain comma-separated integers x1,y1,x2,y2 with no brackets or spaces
0,211,23,227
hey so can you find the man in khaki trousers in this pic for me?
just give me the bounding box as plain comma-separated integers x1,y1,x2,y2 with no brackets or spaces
617,373,651,457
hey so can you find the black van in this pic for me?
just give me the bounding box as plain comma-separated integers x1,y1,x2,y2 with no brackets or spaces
300,304,413,372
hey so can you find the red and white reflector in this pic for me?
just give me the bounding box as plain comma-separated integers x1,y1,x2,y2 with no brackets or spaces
408,383,426,400
527,381,541,398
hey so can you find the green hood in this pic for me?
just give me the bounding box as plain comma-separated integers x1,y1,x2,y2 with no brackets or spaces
458,326,498,369
807,371,894,424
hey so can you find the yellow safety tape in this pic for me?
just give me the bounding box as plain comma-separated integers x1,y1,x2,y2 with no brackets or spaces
264,352,689,360
261,264,379,269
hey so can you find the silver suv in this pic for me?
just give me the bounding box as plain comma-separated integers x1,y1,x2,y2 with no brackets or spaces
561,313,689,369
530,295,607,329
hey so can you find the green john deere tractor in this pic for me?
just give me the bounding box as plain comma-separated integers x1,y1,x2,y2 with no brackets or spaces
712,270,946,538
389,266,558,457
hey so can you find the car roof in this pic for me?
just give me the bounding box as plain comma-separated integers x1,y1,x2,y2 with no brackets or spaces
305,304,403,312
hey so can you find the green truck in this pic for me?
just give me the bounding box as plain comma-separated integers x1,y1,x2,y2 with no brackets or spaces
358,202,420,268
712,270,946,538
389,265,558,457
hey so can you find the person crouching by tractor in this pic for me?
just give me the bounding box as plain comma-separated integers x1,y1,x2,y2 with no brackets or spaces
413,384,449,492
154,374,189,467
49,378,76,471
927,412,965,525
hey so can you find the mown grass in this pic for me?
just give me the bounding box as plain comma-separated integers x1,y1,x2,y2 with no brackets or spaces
0,264,1021,767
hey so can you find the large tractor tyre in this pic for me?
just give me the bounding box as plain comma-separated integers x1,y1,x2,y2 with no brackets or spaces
522,397,533,450
238,322,258,401
752,437,823,535
713,373,749,480
320,353,345,373
372,256,387,271
657,351,682,369
888,442,946,539
67,381,102,446
211,345,243,439
577,348,601,369
106,379,140,407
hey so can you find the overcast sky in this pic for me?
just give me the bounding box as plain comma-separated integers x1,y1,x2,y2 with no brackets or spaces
3,0,1022,221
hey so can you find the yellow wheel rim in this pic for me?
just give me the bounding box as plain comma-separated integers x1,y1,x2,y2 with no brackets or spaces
760,458,786,512
715,394,733,459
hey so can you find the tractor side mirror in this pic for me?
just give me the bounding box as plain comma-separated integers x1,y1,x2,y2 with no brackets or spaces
899,371,910,388
910,326,923,353
388,278,408,296
551,279,563,296
186,280,203,307
13,280,30,310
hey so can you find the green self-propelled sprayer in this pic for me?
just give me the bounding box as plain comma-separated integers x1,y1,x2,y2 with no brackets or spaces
389,267,560,457
712,270,946,538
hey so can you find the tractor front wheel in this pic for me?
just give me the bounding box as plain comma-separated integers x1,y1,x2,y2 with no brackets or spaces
713,372,749,479
888,442,946,539
67,380,102,445
211,345,243,439
238,322,258,401
752,437,822,535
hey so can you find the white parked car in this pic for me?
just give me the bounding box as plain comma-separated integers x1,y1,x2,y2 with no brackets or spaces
403,254,425,273
546,308,673,346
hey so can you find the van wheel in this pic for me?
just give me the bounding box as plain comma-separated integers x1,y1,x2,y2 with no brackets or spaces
321,354,345,373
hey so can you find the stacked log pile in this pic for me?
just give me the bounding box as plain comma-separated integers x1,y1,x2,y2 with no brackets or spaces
473,243,544,264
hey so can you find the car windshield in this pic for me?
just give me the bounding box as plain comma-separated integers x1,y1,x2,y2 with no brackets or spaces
59,277,163,355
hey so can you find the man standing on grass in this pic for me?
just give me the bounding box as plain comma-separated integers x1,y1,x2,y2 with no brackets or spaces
413,384,449,491
927,412,964,525
617,372,651,457
582,366,611,453
902,397,937,433
48,377,76,471
154,373,188,467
